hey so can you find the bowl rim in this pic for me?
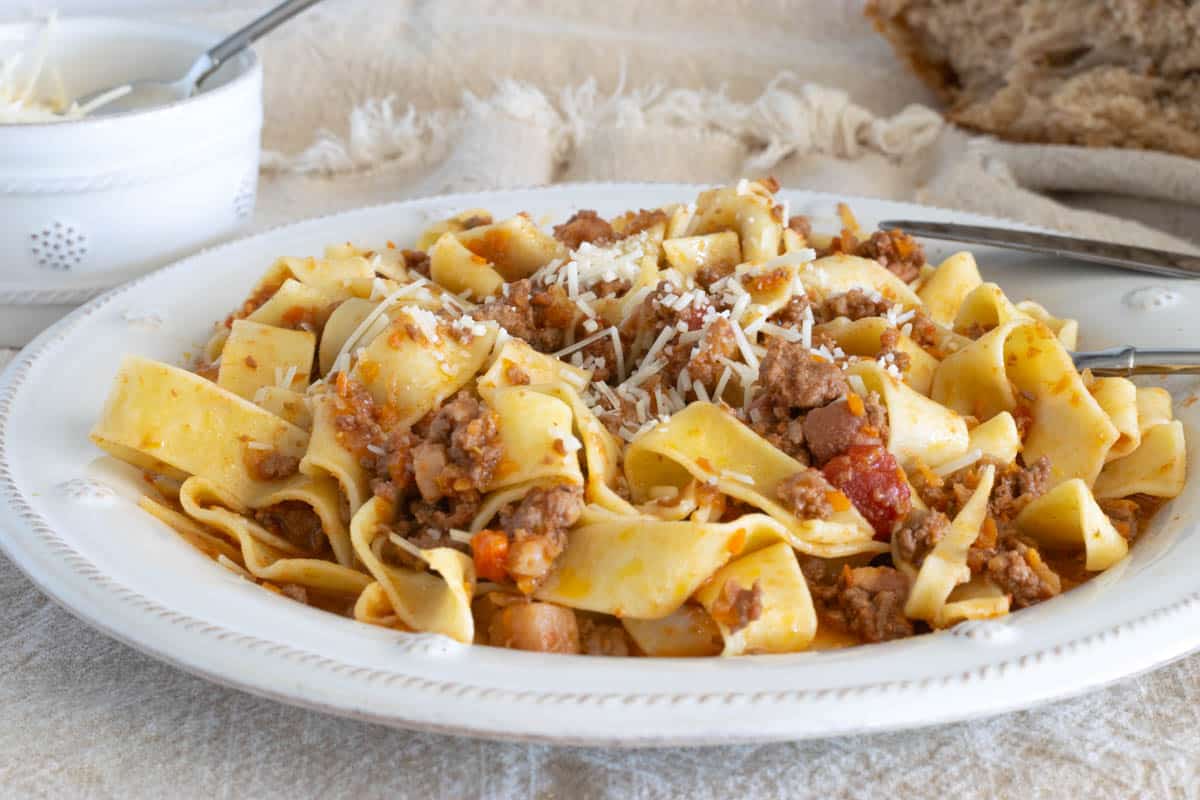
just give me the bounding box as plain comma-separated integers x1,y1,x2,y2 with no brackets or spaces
0,16,261,131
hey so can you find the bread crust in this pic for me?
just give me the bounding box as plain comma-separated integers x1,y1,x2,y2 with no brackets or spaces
866,0,1200,157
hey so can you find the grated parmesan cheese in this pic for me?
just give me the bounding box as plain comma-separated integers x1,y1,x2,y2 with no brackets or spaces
728,317,760,373
634,394,651,424
608,326,626,381
625,357,666,389
562,370,589,391
676,367,692,397
554,325,617,359
641,326,678,372
566,260,580,299
275,365,299,389
885,305,916,328
593,381,619,409
742,383,757,413
764,248,816,269
575,296,597,319
447,528,474,545
719,468,755,485
388,533,429,562
713,366,733,401
742,314,766,338
327,279,429,376
406,307,441,343
0,14,133,122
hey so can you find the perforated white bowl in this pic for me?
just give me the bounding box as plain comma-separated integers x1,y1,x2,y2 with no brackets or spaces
0,18,262,293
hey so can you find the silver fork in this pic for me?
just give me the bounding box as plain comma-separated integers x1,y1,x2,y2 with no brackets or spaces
878,219,1200,280
1073,347,1200,377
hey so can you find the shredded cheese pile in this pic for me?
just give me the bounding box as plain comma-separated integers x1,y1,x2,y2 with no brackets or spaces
0,14,68,122
1,14,133,124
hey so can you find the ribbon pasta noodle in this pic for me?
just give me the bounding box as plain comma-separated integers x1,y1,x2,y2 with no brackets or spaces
90,179,1187,656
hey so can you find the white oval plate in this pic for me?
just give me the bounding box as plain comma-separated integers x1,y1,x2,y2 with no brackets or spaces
2,184,1198,747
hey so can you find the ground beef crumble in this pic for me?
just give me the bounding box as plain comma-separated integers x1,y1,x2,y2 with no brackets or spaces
769,295,812,328
221,280,282,330
915,455,1061,608
592,277,632,298
327,378,414,503
696,261,736,288
243,447,301,482
989,456,1051,522
254,501,329,555
817,566,915,643
802,393,888,465
743,338,849,460
616,208,669,237
787,215,813,241
474,279,577,352
709,579,763,634
855,229,925,283
401,249,431,278
409,392,503,503
552,209,614,250
498,482,585,588
757,338,849,411
962,321,993,340
674,316,738,390
775,469,836,519
917,455,1050,527
741,266,791,295
878,327,912,372
330,379,504,549
389,396,503,546
504,363,531,386
968,537,1062,608
814,289,894,324
620,281,712,356
1099,498,1140,540
893,508,950,567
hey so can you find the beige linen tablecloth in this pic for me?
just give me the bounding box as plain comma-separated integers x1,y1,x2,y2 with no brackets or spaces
4,1,1200,797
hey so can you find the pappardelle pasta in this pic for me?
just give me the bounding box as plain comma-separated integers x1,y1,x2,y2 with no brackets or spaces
91,179,1187,656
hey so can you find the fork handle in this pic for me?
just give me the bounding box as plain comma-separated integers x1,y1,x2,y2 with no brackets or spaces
194,0,326,88
879,220,1200,280
1074,346,1200,376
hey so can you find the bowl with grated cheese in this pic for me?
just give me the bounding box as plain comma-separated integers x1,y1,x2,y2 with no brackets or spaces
0,15,261,305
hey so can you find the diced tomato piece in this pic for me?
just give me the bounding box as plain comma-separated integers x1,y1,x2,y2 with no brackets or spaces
822,445,912,540
471,529,510,582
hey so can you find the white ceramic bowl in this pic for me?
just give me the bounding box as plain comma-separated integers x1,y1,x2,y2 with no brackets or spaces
0,18,262,291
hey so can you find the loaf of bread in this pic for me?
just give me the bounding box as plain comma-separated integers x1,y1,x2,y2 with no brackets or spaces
866,0,1200,157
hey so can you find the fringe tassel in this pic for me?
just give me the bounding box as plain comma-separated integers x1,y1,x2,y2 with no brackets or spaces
262,72,945,178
